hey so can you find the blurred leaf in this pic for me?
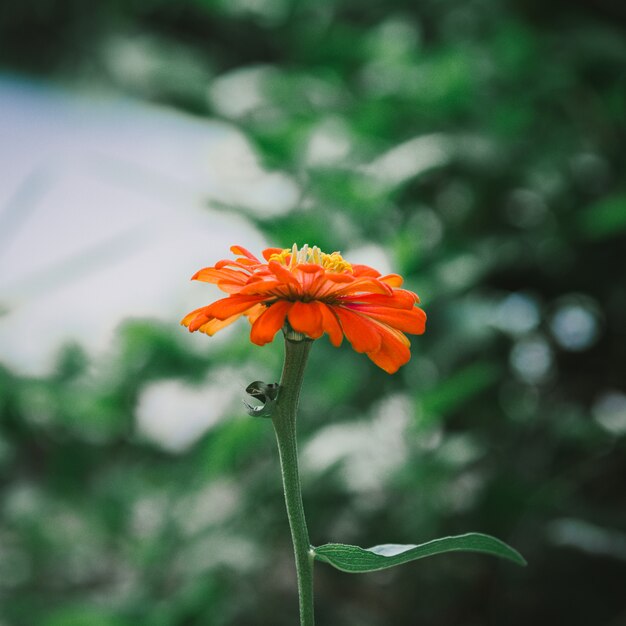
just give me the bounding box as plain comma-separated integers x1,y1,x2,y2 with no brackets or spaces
420,362,500,419
43,608,133,626
577,194,626,240
313,532,526,573
198,417,268,477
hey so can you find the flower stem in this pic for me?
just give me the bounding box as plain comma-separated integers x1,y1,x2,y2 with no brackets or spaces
272,337,315,626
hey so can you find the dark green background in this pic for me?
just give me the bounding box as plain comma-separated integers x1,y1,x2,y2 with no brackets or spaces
1,1,626,624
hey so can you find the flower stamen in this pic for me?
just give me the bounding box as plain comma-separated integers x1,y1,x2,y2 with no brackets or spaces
270,244,353,274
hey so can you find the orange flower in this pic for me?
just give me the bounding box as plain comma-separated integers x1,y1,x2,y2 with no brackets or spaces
181,244,426,374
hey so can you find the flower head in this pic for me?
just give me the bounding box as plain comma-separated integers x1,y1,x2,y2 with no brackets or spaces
181,244,426,373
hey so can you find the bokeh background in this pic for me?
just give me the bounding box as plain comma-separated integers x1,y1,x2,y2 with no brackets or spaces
1,1,626,625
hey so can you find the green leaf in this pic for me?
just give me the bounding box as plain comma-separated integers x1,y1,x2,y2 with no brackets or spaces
313,532,526,573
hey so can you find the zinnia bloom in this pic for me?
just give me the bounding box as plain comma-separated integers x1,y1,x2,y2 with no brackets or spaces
181,244,426,374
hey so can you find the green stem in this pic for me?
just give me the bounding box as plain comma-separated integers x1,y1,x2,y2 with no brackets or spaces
272,336,315,626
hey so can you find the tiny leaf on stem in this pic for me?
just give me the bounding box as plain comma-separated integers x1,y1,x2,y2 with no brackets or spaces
243,381,280,418
313,532,526,573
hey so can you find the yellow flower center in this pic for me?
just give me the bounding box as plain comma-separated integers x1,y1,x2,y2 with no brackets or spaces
270,244,353,273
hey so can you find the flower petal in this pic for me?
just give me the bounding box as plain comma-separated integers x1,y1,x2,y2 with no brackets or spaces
237,280,284,295
367,326,412,374
181,305,212,330
193,267,249,284
351,264,381,277
345,304,427,335
245,303,266,324
250,301,293,345
379,273,404,287
230,245,261,262
329,277,393,298
262,247,285,261
297,264,324,274
206,295,267,320
324,273,355,284
319,304,343,347
334,307,382,353
340,291,417,309
288,301,324,339
197,314,243,336
268,261,302,290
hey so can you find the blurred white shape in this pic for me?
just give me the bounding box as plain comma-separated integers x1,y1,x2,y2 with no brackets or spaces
101,33,211,98
437,433,483,466
0,76,297,374
436,252,481,290
550,296,601,351
135,368,244,453
363,133,451,186
505,188,548,228
570,152,610,194
208,65,276,118
367,17,421,60
219,0,288,22
204,131,299,216
178,531,259,575
2,483,41,521
510,335,553,384
441,470,484,513
305,117,352,166
436,180,474,222
131,494,169,538
174,479,241,535
548,518,626,561
302,393,411,492
343,243,392,275
410,207,444,251
492,292,541,336
359,60,412,97
593,391,626,436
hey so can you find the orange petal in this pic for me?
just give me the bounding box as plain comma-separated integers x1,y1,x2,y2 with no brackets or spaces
340,291,417,309
288,301,324,339
324,273,354,284
250,301,292,345
297,264,324,274
230,245,261,262
268,261,302,289
396,288,420,304
345,304,426,335
262,247,286,261
320,304,343,347
206,295,267,320
237,280,283,295
329,277,393,298
216,279,249,294
367,327,411,374
334,307,382,353
245,303,266,324
197,314,243,336
351,264,381,277
181,305,212,330
193,267,249,284
379,273,403,287
215,258,255,271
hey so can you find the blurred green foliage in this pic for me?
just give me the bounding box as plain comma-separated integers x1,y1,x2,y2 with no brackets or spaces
1,0,626,625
